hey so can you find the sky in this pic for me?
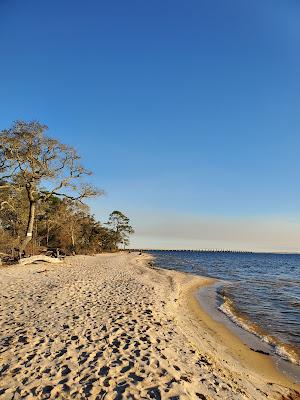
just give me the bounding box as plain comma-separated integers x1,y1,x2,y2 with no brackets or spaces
1,0,300,251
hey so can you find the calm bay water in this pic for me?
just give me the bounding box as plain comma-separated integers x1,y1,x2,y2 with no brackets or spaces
149,250,300,365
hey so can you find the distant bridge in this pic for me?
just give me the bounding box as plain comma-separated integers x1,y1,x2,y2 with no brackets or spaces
130,249,254,254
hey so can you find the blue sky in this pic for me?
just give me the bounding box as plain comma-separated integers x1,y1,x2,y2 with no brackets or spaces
1,0,300,250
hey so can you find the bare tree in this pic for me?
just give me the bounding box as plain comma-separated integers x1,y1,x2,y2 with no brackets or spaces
0,121,102,256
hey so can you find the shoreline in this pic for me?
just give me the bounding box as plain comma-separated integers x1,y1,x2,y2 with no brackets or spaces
0,252,299,399
161,270,300,390
190,280,300,388
198,281,300,384
146,254,300,394
149,252,300,389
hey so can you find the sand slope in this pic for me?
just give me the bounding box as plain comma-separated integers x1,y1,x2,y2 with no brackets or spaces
0,253,299,399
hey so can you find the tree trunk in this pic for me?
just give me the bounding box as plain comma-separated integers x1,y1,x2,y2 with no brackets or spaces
19,189,36,257
71,225,76,255
71,227,75,247
46,223,50,246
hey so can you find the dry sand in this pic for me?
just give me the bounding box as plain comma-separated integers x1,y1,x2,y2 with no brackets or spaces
0,252,299,399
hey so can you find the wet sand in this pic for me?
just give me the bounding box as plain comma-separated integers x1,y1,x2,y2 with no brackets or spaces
0,252,299,399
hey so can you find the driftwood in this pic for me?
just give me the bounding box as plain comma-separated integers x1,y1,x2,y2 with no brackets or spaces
18,255,62,266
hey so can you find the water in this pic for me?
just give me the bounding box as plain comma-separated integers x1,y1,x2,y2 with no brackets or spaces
149,250,300,366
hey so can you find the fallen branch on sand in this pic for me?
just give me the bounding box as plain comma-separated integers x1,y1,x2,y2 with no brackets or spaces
18,255,62,265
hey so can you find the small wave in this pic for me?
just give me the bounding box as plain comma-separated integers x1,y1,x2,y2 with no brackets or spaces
218,295,300,365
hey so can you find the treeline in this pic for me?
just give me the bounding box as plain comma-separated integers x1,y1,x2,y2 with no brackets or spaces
0,121,134,258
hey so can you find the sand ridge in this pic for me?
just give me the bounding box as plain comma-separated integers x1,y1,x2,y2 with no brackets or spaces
0,253,299,399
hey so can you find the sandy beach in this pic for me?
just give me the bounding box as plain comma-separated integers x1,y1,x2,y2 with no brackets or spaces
0,252,299,399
